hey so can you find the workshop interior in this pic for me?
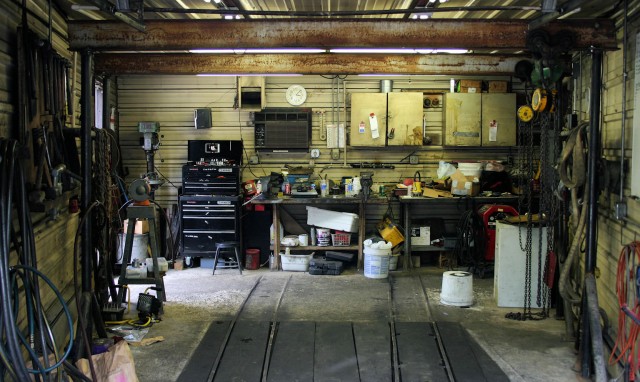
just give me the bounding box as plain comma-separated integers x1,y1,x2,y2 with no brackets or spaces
0,0,639,381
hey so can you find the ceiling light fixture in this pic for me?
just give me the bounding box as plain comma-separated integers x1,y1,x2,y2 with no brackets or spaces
71,4,100,10
412,12,432,19
557,7,581,19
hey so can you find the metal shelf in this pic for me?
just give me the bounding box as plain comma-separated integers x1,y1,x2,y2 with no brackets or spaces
410,245,446,252
271,245,358,251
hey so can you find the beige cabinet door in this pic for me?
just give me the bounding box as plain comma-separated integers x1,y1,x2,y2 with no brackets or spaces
481,93,517,146
444,93,481,146
387,92,424,146
350,93,387,147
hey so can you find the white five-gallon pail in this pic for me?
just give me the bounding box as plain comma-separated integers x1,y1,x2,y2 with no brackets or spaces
117,233,149,264
440,271,474,306
364,247,391,279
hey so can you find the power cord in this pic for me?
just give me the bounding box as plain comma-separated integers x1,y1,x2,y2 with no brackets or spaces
0,138,78,381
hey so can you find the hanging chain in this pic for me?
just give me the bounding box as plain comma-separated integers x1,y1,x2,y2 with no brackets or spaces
509,106,558,320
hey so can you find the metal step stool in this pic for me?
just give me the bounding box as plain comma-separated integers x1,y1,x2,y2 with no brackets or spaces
213,241,242,275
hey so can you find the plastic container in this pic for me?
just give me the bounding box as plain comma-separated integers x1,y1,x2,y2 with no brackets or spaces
146,257,169,273
270,222,284,245
125,265,147,279
389,254,400,271
281,252,313,271
306,206,359,233
364,247,391,279
331,233,351,246
440,271,474,306
320,180,328,197
457,162,483,178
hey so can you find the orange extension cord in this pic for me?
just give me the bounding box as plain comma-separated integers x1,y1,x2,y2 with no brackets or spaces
610,241,640,377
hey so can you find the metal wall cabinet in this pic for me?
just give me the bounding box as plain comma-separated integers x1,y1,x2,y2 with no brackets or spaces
444,93,516,147
387,92,424,146
444,93,482,146
350,92,423,147
350,93,387,147
481,93,516,147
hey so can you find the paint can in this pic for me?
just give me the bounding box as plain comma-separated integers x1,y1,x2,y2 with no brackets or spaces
245,248,260,270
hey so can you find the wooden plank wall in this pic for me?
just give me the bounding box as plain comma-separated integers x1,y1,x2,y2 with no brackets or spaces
117,75,520,207
0,0,79,344
576,9,640,341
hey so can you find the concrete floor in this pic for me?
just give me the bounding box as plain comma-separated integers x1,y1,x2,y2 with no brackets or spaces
117,265,580,382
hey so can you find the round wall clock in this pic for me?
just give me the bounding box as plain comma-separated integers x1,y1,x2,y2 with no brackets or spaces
285,85,307,106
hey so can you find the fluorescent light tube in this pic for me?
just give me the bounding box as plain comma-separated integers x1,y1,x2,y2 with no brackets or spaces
190,48,325,54
330,48,417,54
196,73,303,76
243,48,325,53
415,49,470,54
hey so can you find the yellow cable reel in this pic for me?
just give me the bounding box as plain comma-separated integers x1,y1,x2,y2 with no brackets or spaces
517,105,534,122
532,88,548,112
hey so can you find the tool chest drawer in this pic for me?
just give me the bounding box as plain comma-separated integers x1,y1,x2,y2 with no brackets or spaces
180,195,240,256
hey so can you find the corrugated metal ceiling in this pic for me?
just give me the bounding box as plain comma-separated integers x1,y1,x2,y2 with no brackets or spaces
59,0,618,22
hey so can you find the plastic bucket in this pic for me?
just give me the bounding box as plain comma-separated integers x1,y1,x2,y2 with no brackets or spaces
440,271,474,306
364,247,391,279
245,248,260,270
117,233,149,264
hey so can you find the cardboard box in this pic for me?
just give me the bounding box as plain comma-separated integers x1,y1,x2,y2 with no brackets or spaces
488,81,508,93
450,169,480,196
411,226,431,246
459,80,482,93
422,188,451,198
123,219,149,234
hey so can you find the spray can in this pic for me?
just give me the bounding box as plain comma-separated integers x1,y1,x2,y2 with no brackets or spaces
310,227,317,246
320,179,328,197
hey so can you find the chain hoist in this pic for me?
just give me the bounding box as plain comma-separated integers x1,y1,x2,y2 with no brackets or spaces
508,95,557,321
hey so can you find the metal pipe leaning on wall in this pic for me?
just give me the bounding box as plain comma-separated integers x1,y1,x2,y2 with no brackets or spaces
581,47,603,379
585,274,607,382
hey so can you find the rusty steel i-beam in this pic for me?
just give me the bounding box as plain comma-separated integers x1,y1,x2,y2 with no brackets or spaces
93,53,526,75
69,19,616,52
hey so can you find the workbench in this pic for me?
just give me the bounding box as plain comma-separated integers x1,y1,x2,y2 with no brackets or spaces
252,196,389,270
399,195,519,270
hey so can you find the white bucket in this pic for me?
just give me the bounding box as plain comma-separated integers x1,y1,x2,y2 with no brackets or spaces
458,162,483,178
117,233,149,264
364,248,391,279
389,254,400,271
440,271,474,306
